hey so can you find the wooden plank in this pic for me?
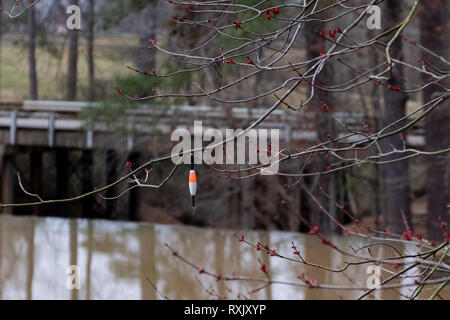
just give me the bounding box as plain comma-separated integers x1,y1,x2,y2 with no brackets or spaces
23,100,99,112
0,101,23,110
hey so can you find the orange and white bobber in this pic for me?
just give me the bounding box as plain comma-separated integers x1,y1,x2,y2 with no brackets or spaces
189,169,197,210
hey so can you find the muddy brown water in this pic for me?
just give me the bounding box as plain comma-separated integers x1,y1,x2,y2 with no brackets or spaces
0,215,448,300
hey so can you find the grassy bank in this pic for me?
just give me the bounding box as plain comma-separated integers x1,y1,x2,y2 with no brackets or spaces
0,33,139,101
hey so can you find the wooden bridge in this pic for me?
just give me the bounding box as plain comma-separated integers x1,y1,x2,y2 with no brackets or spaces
0,100,425,150
0,100,318,150
0,100,424,219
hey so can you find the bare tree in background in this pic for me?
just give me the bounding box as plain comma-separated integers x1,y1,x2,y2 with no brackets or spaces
137,1,157,72
67,0,79,100
381,0,411,233
86,0,95,101
27,0,38,100
420,0,450,239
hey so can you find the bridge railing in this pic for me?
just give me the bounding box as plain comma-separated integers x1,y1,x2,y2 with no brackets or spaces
0,100,424,149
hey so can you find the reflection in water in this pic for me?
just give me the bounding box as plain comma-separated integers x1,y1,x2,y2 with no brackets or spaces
26,218,35,300
139,223,156,300
86,220,93,300
0,214,448,300
70,219,78,300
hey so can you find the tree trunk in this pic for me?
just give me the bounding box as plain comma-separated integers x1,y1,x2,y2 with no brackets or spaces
381,0,411,234
137,2,156,71
67,0,79,100
304,16,333,233
28,1,38,100
420,0,450,239
0,0,3,100
87,0,95,101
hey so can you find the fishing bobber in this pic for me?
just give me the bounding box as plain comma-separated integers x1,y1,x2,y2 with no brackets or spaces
189,169,197,209
189,170,197,196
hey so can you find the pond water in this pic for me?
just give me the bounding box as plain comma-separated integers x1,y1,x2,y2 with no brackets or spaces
0,214,448,300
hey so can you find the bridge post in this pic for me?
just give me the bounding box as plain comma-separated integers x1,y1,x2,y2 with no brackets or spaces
128,151,141,221
30,150,42,216
105,149,118,219
56,148,69,217
81,150,94,218
86,118,94,149
1,146,15,214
